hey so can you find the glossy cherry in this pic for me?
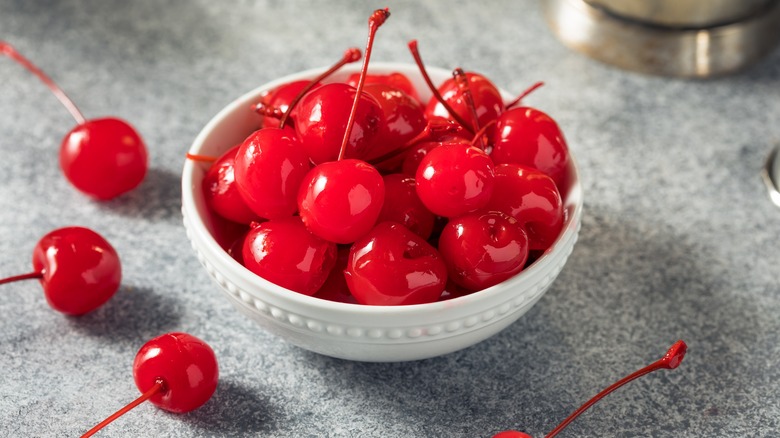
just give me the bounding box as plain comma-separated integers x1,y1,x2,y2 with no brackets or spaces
258,80,312,129
242,217,337,295
483,164,564,252
415,142,495,217
297,9,390,244
377,173,435,240
438,211,529,291
400,129,471,176
257,47,362,129
234,126,311,220
81,333,219,437
493,340,688,438
2,42,148,200
0,226,121,315
490,106,571,194
297,158,385,243
425,70,503,134
200,145,261,224
362,82,426,160
294,82,385,164
346,71,421,102
345,221,447,305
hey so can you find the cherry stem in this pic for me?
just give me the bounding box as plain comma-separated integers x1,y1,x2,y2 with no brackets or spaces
81,379,165,438
407,40,474,134
185,153,218,163
278,47,362,129
0,271,43,286
1,41,87,125
337,9,390,162
452,67,484,149
470,119,496,150
506,81,545,109
545,340,688,438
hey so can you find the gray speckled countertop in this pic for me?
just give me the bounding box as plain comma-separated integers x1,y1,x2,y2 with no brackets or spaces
1,1,779,437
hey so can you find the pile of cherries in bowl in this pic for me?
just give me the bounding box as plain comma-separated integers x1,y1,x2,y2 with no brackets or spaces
182,17,583,362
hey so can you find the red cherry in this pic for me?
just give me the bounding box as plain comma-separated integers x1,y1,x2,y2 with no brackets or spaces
233,127,311,220
297,159,385,244
438,211,529,291
346,71,421,102
425,71,503,133
483,164,564,251
242,217,337,295
60,117,148,200
490,106,571,194
2,42,148,200
345,222,447,305
415,143,495,217
132,332,219,413
258,80,313,129
492,432,531,438
256,47,362,130
400,131,471,176
494,340,688,438
377,173,435,240
1,227,121,315
81,333,219,437
200,145,262,224
361,82,426,160
294,82,385,164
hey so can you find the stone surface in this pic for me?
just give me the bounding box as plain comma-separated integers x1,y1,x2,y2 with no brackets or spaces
1,1,779,436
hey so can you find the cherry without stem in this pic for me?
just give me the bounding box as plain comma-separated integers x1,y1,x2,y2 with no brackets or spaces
81,332,219,437
0,226,121,315
493,340,688,438
1,42,148,200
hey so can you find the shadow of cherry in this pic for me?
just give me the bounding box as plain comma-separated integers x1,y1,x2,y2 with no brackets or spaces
67,285,183,342
177,378,282,435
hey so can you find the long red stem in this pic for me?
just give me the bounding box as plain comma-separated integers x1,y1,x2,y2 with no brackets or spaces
407,40,474,134
506,81,545,109
545,340,687,438
278,47,362,129
337,9,390,162
452,68,484,149
81,379,165,438
0,271,43,286
0,41,87,125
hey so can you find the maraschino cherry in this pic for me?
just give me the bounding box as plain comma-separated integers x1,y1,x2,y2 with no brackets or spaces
81,332,219,437
242,217,337,295
483,164,564,252
493,340,688,438
438,211,529,291
415,142,495,218
345,221,447,305
0,226,121,315
1,42,148,200
297,8,390,244
490,106,571,195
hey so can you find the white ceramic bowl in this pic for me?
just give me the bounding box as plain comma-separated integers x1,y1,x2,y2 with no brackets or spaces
182,63,583,362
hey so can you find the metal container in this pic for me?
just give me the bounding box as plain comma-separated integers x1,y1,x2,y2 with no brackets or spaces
542,0,780,77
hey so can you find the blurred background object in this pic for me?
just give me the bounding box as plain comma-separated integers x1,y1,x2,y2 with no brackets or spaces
542,0,780,77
